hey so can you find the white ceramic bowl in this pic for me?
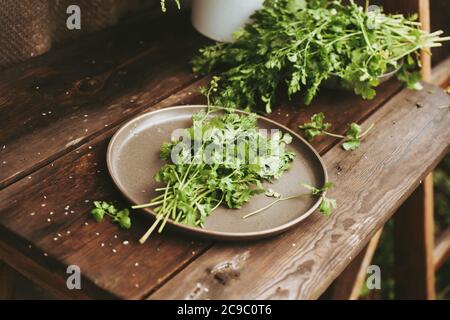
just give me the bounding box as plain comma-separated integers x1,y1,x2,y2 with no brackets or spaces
191,0,264,42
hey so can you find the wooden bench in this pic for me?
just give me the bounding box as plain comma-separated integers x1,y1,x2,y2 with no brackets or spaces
0,7,449,300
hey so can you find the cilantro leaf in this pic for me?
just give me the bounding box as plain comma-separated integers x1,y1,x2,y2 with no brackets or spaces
90,201,131,230
299,113,332,141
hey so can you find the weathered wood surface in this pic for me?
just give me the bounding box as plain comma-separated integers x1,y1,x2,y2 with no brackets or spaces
151,84,450,300
0,78,402,299
0,261,15,299
0,13,203,190
0,62,403,301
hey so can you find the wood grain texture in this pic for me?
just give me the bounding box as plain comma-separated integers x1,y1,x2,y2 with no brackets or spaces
150,84,450,300
0,12,204,190
393,3,435,300
331,228,383,300
0,261,15,299
0,75,402,299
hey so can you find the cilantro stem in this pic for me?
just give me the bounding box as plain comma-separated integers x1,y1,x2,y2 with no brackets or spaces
359,122,375,138
323,131,345,139
242,193,310,219
139,214,164,244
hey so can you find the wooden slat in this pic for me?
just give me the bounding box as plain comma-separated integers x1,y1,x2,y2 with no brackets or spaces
330,228,383,300
394,173,436,300
0,12,204,190
0,75,402,299
393,0,435,300
434,227,450,271
430,53,450,272
150,83,450,300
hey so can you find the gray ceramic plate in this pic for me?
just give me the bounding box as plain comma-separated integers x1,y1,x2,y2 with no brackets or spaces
107,105,327,240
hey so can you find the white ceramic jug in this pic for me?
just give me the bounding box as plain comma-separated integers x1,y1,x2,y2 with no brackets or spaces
191,0,264,42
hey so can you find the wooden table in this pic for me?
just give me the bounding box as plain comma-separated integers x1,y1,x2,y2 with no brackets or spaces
0,13,449,300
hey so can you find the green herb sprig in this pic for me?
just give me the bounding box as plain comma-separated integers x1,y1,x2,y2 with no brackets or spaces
243,181,336,218
135,77,296,243
91,201,131,229
299,113,374,151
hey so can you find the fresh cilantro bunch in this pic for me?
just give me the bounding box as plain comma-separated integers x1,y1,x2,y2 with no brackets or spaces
299,113,374,151
91,201,131,229
192,0,449,112
134,109,295,242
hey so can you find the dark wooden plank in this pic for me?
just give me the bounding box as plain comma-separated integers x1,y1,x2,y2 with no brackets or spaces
392,2,435,299
0,76,402,299
0,80,209,300
0,261,15,299
150,83,450,300
394,174,435,300
0,12,204,190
